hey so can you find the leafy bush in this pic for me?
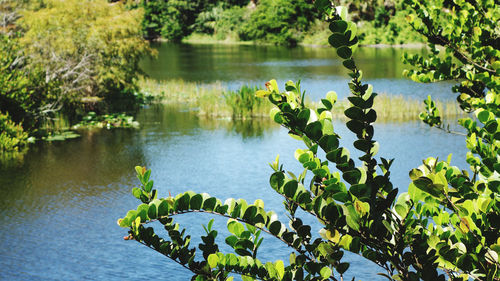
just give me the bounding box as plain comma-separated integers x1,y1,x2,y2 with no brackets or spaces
357,9,423,45
0,33,58,132
135,0,217,41
138,0,170,40
239,0,316,46
19,0,151,115
0,111,28,152
212,6,247,40
119,1,499,280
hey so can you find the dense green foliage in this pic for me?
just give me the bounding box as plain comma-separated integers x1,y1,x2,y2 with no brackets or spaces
134,0,422,46
0,0,150,151
136,0,221,41
238,0,316,46
0,111,28,152
19,0,150,113
120,0,499,280
0,33,58,134
133,0,317,45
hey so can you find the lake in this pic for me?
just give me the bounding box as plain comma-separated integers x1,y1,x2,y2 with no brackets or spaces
0,43,466,280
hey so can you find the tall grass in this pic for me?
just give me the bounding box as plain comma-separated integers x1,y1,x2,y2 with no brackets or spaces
330,94,464,123
139,78,465,122
139,78,272,119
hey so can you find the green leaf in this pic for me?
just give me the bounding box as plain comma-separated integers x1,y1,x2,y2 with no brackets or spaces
320,266,332,279
319,135,339,152
344,107,364,120
343,59,356,70
342,205,360,231
321,98,333,110
346,120,364,135
225,235,238,247
270,108,283,124
143,169,151,183
329,33,349,48
326,91,337,106
132,187,142,199
333,192,350,202
228,220,244,236
269,221,283,236
409,169,423,181
394,204,407,218
413,177,444,198
477,110,492,123
337,46,352,59
147,203,157,219
337,5,348,20
135,166,144,177
144,180,153,193
175,193,191,211
157,199,169,216
275,260,285,279
190,194,203,210
284,180,298,198
305,121,323,140
202,197,217,211
343,169,361,184
336,262,350,274
270,172,285,190
207,253,219,268
242,206,257,222
329,20,348,33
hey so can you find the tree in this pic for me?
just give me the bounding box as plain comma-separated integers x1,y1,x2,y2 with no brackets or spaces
137,0,217,41
238,0,316,46
119,1,499,280
19,0,151,115
0,32,58,133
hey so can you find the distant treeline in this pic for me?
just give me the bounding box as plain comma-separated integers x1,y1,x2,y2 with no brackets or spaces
126,0,422,46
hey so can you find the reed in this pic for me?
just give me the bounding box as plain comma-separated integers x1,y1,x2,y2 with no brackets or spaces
138,78,225,105
139,78,465,122
329,94,465,123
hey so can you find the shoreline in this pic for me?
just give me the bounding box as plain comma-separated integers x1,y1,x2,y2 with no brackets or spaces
159,33,426,49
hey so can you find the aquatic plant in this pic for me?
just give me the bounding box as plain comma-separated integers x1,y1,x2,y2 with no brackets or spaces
72,112,139,129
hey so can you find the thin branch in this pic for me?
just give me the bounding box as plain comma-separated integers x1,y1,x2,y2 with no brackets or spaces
141,209,316,262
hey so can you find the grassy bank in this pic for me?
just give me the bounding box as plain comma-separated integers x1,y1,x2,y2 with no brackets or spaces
139,78,464,123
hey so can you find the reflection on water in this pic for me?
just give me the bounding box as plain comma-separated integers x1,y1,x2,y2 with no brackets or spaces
140,43,456,101
0,104,467,280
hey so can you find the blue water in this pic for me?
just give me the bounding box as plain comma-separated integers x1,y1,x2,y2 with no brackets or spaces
0,44,468,280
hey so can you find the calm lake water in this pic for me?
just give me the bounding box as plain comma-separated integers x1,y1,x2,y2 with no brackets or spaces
141,43,456,101
0,44,466,280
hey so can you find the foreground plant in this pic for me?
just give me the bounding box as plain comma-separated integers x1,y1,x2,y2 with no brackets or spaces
119,1,499,280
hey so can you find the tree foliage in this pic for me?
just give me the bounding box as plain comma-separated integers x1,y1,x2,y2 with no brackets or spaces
0,111,28,152
19,0,151,114
136,0,218,40
0,33,58,132
238,0,316,46
119,1,499,280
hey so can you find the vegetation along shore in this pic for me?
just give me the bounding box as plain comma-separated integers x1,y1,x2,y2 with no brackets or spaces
139,78,465,122
1,0,427,158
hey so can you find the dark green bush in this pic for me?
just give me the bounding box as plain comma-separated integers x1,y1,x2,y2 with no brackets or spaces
239,0,316,46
